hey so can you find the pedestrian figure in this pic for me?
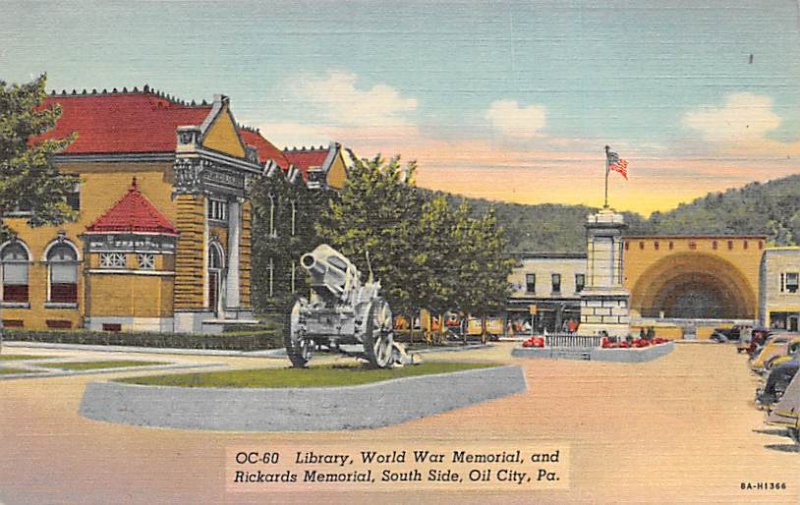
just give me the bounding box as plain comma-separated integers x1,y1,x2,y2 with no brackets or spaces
567,319,578,334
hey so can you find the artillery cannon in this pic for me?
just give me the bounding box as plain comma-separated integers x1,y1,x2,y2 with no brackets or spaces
285,244,396,368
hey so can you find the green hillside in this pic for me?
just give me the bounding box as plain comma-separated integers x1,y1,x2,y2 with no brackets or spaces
421,189,647,254
429,174,800,253
644,176,800,244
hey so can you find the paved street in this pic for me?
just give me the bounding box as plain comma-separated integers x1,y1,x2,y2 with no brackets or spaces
0,343,798,504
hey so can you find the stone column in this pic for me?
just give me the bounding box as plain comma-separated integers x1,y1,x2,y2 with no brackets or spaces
579,208,631,337
226,199,241,310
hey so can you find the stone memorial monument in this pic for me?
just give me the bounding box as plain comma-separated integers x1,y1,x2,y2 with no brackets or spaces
579,208,632,337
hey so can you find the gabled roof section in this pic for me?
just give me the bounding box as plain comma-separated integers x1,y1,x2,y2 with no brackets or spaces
36,87,213,155
200,98,247,158
240,127,289,170
86,178,178,235
282,144,335,182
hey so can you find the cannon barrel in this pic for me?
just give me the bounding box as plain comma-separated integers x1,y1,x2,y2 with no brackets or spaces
300,252,327,278
300,244,361,301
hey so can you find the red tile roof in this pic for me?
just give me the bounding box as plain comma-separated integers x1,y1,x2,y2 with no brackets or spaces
283,146,330,182
240,128,289,170
36,91,212,155
86,178,178,235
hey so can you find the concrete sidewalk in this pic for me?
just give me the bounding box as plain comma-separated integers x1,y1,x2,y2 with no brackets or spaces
2,340,492,358
2,340,288,358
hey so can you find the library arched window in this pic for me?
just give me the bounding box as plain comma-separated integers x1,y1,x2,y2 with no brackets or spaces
1,241,30,303
46,242,79,304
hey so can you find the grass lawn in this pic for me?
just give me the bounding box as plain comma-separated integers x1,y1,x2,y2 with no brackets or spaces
119,362,498,388
0,367,32,374
0,355,47,361
39,360,168,371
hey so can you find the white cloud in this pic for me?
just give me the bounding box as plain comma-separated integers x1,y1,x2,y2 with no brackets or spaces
295,71,417,127
485,100,547,139
682,92,782,143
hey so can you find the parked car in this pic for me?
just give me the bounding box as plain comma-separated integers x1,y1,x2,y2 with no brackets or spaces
713,324,757,343
756,357,799,409
750,334,800,372
766,371,800,445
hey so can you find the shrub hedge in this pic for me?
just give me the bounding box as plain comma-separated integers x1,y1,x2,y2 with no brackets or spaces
2,328,283,351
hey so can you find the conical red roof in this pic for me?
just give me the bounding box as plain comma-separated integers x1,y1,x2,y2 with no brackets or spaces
86,178,178,235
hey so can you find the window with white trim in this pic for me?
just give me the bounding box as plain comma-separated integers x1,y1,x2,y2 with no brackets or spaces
268,256,274,297
66,182,80,211
525,273,536,293
207,198,227,221
575,273,585,293
268,195,277,237
290,200,297,237
137,253,155,270
48,243,78,303
785,272,799,293
551,273,561,294
100,252,126,268
1,242,29,303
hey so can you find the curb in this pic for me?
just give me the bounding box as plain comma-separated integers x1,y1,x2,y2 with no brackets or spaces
2,341,287,358
79,365,527,432
3,341,493,359
0,362,224,381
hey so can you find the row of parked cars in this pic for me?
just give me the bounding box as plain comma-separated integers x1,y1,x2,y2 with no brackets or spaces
748,330,800,445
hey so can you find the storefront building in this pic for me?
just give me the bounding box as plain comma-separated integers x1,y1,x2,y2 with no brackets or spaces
507,253,586,333
759,247,800,331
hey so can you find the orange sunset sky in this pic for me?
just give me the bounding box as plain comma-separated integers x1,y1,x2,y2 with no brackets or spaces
3,1,799,216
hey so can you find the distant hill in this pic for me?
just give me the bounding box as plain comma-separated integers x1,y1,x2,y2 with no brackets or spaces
423,189,647,254
425,174,800,253
643,175,800,244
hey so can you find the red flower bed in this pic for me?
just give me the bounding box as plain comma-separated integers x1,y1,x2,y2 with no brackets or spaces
522,336,545,348
601,337,670,349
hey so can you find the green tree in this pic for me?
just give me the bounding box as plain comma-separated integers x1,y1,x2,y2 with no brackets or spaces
250,168,327,314
316,153,425,330
317,153,516,344
0,74,78,236
415,196,462,316
453,207,515,342
0,74,78,352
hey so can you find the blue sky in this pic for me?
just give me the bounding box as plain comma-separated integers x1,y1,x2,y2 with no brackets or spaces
3,0,799,213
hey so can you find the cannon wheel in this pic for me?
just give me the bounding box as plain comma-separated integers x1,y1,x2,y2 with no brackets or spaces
285,299,311,368
363,299,395,368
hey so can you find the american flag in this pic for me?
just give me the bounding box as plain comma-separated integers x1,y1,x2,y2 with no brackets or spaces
607,151,628,180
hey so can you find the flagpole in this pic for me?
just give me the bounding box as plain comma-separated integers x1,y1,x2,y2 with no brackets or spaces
604,145,610,209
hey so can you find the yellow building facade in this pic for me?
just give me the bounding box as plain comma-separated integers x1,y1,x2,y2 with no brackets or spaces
0,88,277,333
759,247,800,331
622,235,765,339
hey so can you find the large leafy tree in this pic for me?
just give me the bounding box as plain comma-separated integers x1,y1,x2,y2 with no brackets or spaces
0,74,78,237
317,152,515,341
250,169,327,313
0,74,78,351
415,196,466,315
454,207,516,341
316,153,425,324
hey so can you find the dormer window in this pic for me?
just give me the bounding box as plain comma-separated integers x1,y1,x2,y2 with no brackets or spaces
177,126,200,146
245,146,259,163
